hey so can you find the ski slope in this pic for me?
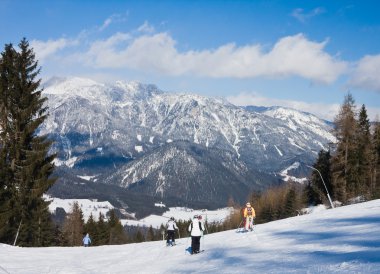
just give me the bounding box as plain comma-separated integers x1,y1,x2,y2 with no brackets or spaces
1,199,380,273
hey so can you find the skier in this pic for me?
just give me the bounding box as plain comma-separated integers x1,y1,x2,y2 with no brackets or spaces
188,215,205,254
166,217,178,246
243,202,256,232
83,233,91,247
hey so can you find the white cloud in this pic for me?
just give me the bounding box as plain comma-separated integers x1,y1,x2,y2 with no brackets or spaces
227,92,340,121
227,92,380,121
81,32,347,83
99,18,113,31
291,7,325,23
350,54,380,93
137,21,155,33
31,38,77,62
98,13,129,31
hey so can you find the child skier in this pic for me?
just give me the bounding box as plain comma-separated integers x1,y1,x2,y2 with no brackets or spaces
243,202,256,231
188,215,205,254
82,233,91,247
166,217,178,246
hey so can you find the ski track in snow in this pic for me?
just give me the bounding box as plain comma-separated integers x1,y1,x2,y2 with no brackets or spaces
1,200,380,273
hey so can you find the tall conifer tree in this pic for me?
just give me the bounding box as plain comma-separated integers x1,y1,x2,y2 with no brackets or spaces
355,105,372,198
107,209,128,244
63,202,84,246
372,121,380,198
331,93,358,203
0,39,56,245
310,150,333,205
0,44,19,243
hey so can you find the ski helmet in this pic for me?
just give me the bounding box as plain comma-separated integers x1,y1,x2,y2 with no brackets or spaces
170,217,174,221
193,215,198,219
246,202,251,207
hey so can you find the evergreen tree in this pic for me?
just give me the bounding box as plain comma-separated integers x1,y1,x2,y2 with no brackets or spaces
84,213,97,245
283,187,297,217
134,227,145,243
372,121,380,198
146,225,155,242
355,105,372,198
62,202,84,246
331,93,358,203
0,44,18,243
107,210,127,244
304,181,321,206
0,39,56,246
95,212,109,246
310,150,333,205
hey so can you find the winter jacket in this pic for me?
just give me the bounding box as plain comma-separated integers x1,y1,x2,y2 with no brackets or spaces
243,206,256,218
83,234,91,245
166,220,178,231
188,218,205,237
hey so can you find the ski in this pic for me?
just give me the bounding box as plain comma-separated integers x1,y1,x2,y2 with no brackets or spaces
185,247,205,255
191,250,205,255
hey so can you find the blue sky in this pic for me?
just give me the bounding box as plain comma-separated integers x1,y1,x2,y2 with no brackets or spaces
1,0,379,120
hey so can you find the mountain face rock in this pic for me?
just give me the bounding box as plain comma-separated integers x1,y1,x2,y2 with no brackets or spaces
41,77,336,209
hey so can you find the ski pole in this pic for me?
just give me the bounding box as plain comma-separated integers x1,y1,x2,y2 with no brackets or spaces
186,236,191,254
201,232,205,251
236,219,244,232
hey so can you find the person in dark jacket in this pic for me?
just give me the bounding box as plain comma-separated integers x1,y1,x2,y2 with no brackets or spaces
188,215,205,254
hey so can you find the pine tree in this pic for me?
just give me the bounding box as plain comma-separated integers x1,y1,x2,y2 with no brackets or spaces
304,181,321,206
0,44,18,243
310,150,333,205
134,227,145,243
0,39,56,246
107,209,127,244
84,213,97,245
62,202,84,246
355,105,372,198
95,212,109,245
146,225,155,242
283,187,297,217
372,121,380,198
331,93,358,203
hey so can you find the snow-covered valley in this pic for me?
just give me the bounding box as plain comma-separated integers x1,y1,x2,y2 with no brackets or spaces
2,199,380,273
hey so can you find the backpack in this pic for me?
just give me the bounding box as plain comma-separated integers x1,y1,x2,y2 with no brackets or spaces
190,221,203,231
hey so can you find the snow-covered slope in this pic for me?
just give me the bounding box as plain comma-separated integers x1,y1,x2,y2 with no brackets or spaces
1,200,379,273
44,195,114,222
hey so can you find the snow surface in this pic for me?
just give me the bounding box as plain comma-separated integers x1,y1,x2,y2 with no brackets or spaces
280,161,308,184
121,207,234,228
45,196,232,228
44,195,114,222
2,200,380,273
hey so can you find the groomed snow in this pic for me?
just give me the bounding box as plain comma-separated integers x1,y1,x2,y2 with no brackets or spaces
1,199,380,273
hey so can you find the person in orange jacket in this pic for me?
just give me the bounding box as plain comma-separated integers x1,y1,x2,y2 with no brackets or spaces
243,202,256,231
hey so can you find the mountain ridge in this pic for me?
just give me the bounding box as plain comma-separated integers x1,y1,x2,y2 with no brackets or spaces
41,77,335,211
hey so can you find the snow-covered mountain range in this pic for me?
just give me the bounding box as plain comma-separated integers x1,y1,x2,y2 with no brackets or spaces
41,77,336,210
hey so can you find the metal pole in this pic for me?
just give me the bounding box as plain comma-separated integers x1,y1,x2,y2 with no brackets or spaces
13,220,22,246
307,165,334,208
